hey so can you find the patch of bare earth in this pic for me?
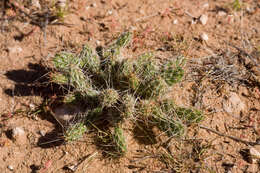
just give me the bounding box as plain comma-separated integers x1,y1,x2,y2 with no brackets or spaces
0,0,260,172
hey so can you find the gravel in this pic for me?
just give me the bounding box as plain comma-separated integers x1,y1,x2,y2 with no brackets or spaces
12,127,27,145
199,14,208,25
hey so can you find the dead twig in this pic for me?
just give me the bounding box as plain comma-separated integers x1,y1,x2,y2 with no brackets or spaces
199,125,257,146
135,12,160,22
77,152,98,172
131,155,157,163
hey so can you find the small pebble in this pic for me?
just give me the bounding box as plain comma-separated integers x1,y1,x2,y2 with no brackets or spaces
32,115,39,121
173,19,178,24
129,26,137,31
222,92,246,116
218,11,227,17
250,146,260,159
39,130,46,137
12,127,25,137
67,164,78,171
200,33,208,41
12,127,27,145
8,165,14,171
246,6,254,14
96,40,101,45
199,14,208,25
31,0,41,9
29,103,35,110
202,3,209,9
56,0,66,8
7,46,22,54
107,10,113,15
191,19,197,25
23,22,30,27
90,3,97,7
140,9,145,15
227,15,234,23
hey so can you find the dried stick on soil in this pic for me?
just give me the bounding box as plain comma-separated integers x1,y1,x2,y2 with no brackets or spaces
135,13,160,22
199,125,257,146
131,155,157,163
80,152,98,172
43,11,49,47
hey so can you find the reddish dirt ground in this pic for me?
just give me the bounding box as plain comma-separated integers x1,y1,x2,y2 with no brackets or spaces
0,0,260,172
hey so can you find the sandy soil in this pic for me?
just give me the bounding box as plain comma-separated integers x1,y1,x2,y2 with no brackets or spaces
0,0,260,172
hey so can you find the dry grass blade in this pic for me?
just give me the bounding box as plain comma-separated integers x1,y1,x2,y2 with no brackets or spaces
199,125,257,146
